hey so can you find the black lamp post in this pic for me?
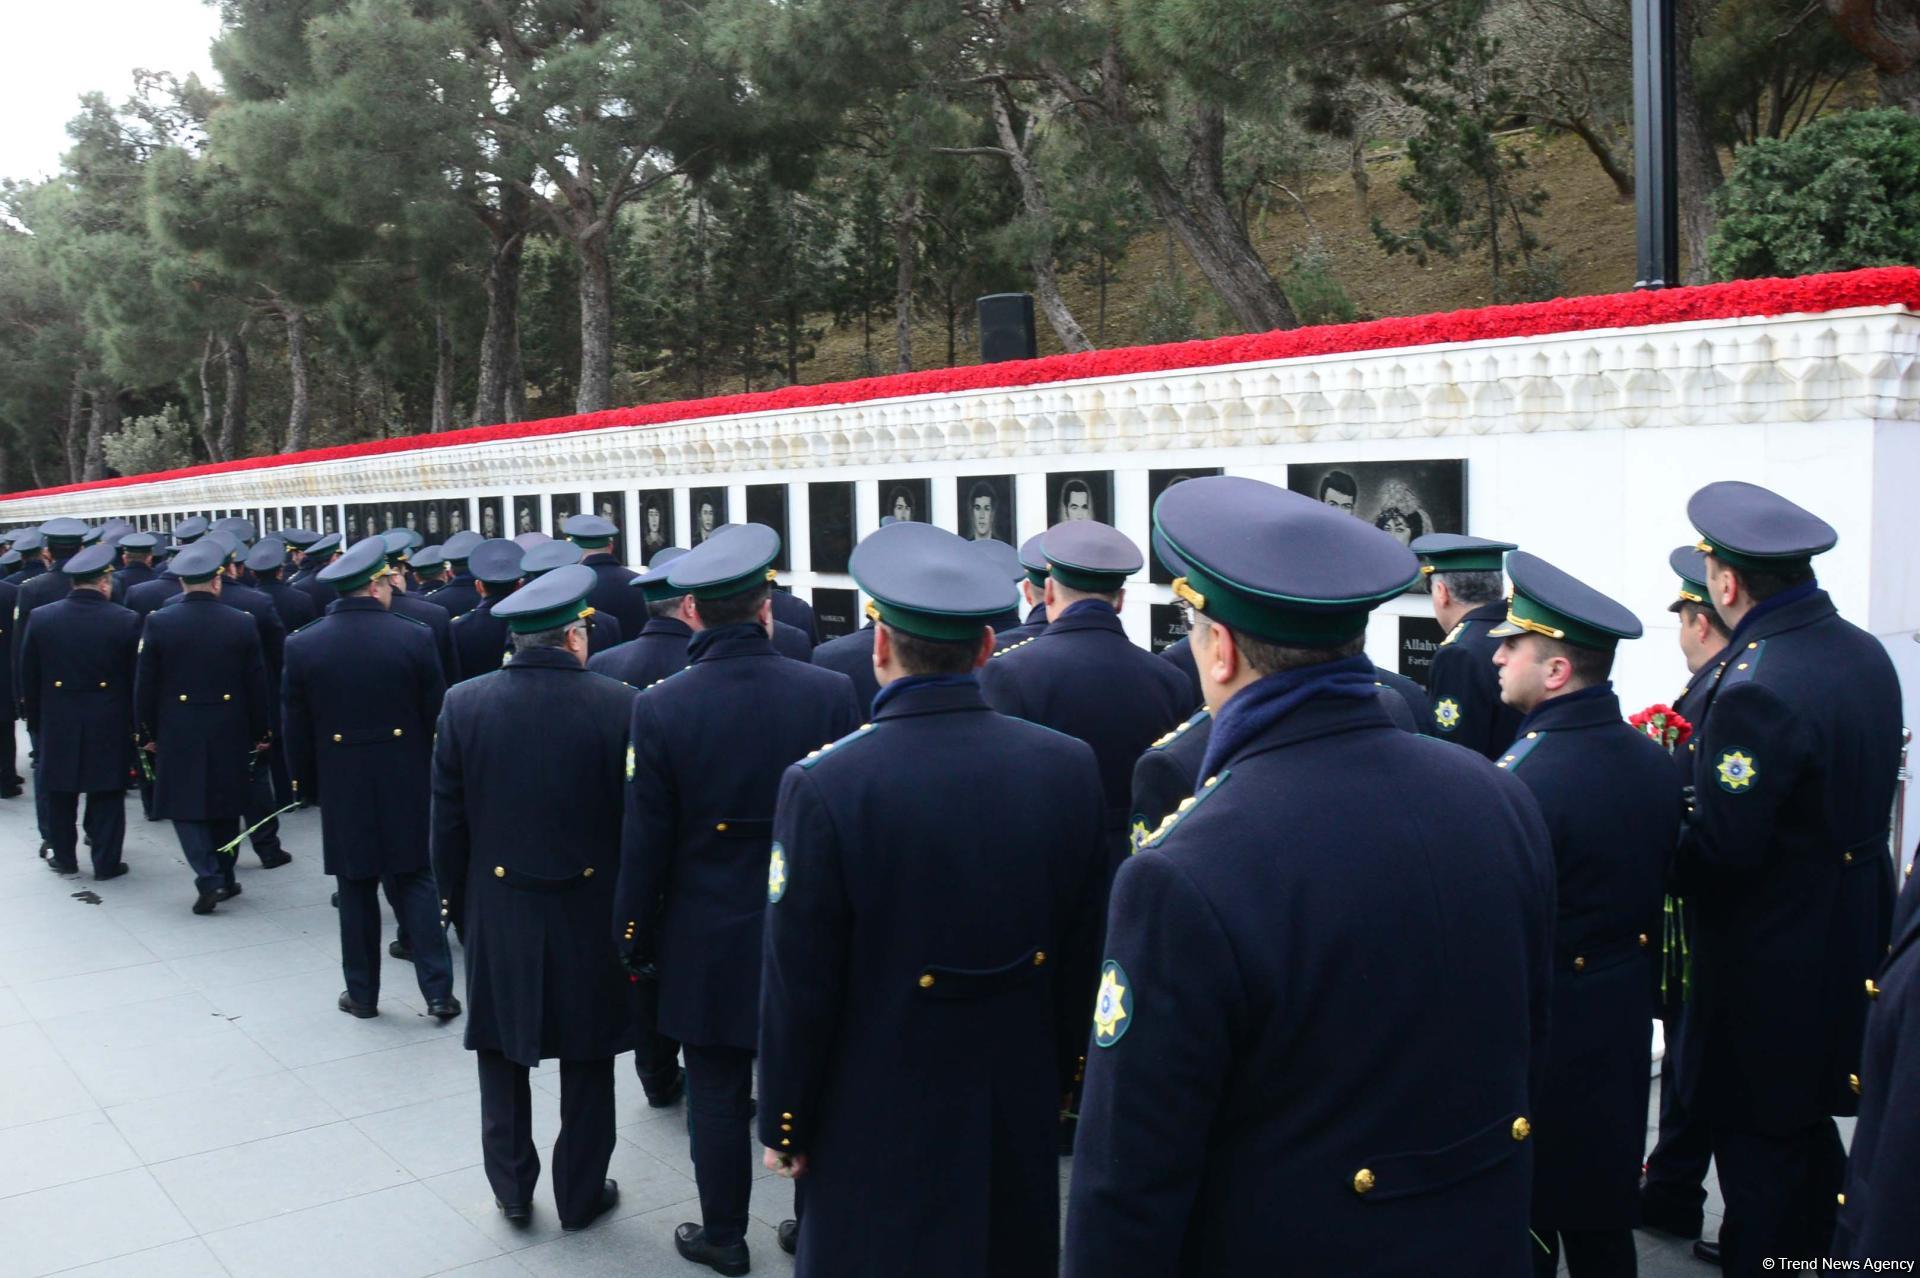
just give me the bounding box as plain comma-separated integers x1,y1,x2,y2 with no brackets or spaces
1633,0,1681,288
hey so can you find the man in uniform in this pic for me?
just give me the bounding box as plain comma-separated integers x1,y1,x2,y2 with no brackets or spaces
410,546,450,595
1673,481,1901,1276
283,536,459,1020
114,532,160,597
381,530,460,684
1487,552,1679,1276
589,549,694,691
980,520,1191,877
2,530,44,584
612,524,859,1276
1065,477,1555,1277
810,614,880,711
292,533,342,609
995,533,1051,650
450,539,525,684
1638,544,1728,1244
134,541,273,914
432,563,632,1232
14,518,91,851
564,512,647,640
432,531,484,618
20,543,140,879
770,586,819,648
247,539,320,634
757,521,1107,1277
1411,532,1524,757
521,541,622,655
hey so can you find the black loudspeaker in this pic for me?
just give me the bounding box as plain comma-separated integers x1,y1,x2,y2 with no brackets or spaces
978,293,1038,363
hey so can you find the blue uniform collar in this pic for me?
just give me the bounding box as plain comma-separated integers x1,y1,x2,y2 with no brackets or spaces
64,588,109,604
329,595,388,614
687,622,775,663
1024,602,1048,626
1723,581,1830,650
640,615,693,641
1514,681,1620,736
1199,654,1381,779
1683,646,1729,700
506,646,586,673
871,673,982,719
1048,598,1125,635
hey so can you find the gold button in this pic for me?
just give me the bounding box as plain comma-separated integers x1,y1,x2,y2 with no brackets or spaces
1736,662,1748,671
1203,775,1218,787
53,680,62,688
1638,933,1649,948
1526,732,1538,740
1033,952,1047,966
1512,1116,1531,1141
1747,641,1758,650
860,723,872,730
1176,798,1195,813
918,974,935,989
582,866,594,878
1353,1169,1375,1195
780,1123,792,1132
1843,851,1855,865
99,681,107,688
494,866,506,878
1866,979,1880,1000
223,694,231,701
179,694,187,702
1838,1193,1846,1206
715,822,729,832
393,728,402,737
1501,755,1515,764
782,1112,793,1120
1573,956,1586,972
780,1138,790,1148
333,734,343,743
1849,1073,1860,1095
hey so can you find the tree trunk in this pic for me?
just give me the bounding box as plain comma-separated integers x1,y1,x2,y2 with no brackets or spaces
893,188,919,374
475,185,530,425
1823,0,1920,111
84,387,119,481
574,221,614,413
63,370,86,484
220,326,250,462
1675,0,1725,283
284,306,310,453
197,333,223,462
432,308,455,433
988,89,1093,353
1139,103,1298,333
1561,118,1635,199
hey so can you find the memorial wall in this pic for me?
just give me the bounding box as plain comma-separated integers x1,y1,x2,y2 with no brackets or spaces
7,268,1919,734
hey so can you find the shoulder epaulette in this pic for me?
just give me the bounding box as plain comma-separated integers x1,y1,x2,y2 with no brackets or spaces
799,721,879,769
1148,708,1210,751
641,667,687,693
288,616,325,638
1718,639,1766,691
1137,768,1232,851
1439,621,1467,647
1495,729,1551,772
992,636,1037,659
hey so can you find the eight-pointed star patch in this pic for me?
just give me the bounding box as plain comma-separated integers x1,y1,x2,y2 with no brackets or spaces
1434,698,1462,732
1092,960,1132,1047
1715,748,1757,793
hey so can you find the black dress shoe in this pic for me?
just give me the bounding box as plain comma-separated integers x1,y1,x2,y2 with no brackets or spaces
337,992,379,1018
257,849,292,869
216,883,243,901
389,940,413,962
427,997,462,1022
1691,1240,1721,1266
192,889,220,915
1637,1192,1703,1240
494,1198,532,1226
48,857,79,875
777,1219,797,1255
94,864,129,882
1,784,22,799
330,891,339,908
561,1179,619,1232
673,1222,750,1275
646,1067,686,1108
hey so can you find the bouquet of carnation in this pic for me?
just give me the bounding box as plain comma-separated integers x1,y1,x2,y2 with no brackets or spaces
1630,703,1693,754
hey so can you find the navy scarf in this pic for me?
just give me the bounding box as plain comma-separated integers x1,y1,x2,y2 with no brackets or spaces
1721,578,1818,653
872,672,978,717
1199,655,1381,780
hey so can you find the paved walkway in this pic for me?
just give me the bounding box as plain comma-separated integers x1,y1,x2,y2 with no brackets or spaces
0,743,1733,1276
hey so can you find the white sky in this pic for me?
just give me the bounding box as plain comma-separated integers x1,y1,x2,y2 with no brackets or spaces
1,0,222,182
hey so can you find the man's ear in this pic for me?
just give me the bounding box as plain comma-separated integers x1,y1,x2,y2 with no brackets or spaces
1111,586,1125,614
1430,578,1450,611
872,622,893,669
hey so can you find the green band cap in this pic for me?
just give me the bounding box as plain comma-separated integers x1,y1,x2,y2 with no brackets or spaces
1170,563,1379,647
1048,563,1129,593
506,601,592,634
864,597,994,642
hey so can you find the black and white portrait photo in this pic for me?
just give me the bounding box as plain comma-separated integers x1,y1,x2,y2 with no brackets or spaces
447,501,467,535
957,475,1014,544
637,490,675,560
424,501,444,538
689,487,729,544
322,506,339,535
809,481,855,574
281,506,298,530
1287,459,1467,553
262,508,279,533
345,507,364,539
1046,471,1112,526
402,504,421,534
551,492,581,529
1148,468,1222,582
301,506,319,531
478,497,504,540
592,492,627,563
878,478,930,525
513,496,541,536
746,485,791,571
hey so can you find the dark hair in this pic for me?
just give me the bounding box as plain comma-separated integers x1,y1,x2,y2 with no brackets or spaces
1319,471,1358,502
1436,568,1504,606
1050,578,1122,607
1233,629,1367,678
1733,562,1814,603
1679,599,1729,638
1540,636,1615,687
646,595,686,620
887,625,982,676
512,621,582,652
695,583,769,629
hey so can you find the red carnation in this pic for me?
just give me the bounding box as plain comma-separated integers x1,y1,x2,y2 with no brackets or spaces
1630,704,1694,754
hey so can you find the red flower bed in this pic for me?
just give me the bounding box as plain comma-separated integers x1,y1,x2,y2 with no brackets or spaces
11,266,1920,503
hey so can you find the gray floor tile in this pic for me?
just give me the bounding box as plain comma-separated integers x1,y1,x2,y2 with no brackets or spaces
237,999,441,1070
0,1110,142,1201
165,938,340,994
37,990,231,1056
0,1167,195,1278
0,1024,99,1132
294,1035,477,1119
106,1069,343,1164
48,1237,231,1278
13,961,191,1021
353,1090,549,1183
0,932,159,986
419,1139,696,1252
432,1259,532,1278
68,1024,286,1108
203,1181,502,1278
151,1119,414,1234
0,987,28,1027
